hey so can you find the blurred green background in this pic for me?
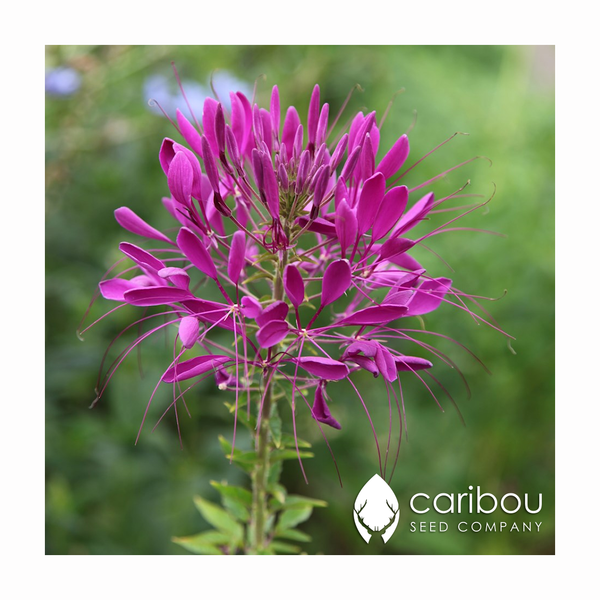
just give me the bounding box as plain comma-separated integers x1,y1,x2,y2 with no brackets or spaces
45,45,554,555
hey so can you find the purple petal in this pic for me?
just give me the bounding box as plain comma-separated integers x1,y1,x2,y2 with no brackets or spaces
342,340,396,380
176,109,203,156
356,172,385,236
260,108,273,154
281,106,300,156
215,103,226,154
374,345,398,382
99,277,139,301
290,125,303,162
284,264,305,308
167,152,194,207
315,103,329,147
230,92,247,153
384,289,414,306
388,253,423,272
395,356,434,371
391,269,425,290
201,135,220,193
307,84,320,146
251,148,264,191
297,356,349,381
225,125,242,172
114,207,173,245
344,340,378,358
124,286,194,306
379,237,416,261
372,185,409,241
159,138,176,176
179,316,200,349
335,199,358,259
172,142,203,199
330,134,349,172
352,355,380,378
119,242,165,273
348,112,364,151
240,296,262,319
393,192,435,236
256,301,289,327
162,354,231,383
176,227,217,280
311,382,341,429
228,230,246,284
321,259,352,308
377,134,410,179
235,92,254,157
202,97,219,157
260,151,280,218
354,112,377,149
358,132,375,181
335,304,408,326
340,145,362,182
295,216,337,237
270,85,280,139
157,267,190,290
311,165,330,214
405,277,452,316
256,320,289,348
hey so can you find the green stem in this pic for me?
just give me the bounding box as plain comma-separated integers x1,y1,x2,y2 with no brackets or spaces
250,379,272,553
249,245,288,554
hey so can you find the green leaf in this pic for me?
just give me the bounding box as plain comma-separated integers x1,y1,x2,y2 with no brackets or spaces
276,506,313,532
284,494,328,509
254,250,279,262
267,459,283,486
270,541,301,554
219,435,258,472
223,401,257,430
243,271,273,285
268,482,287,505
265,513,276,535
193,496,244,544
172,531,228,555
271,449,314,462
274,528,312,543
280,433,312,449
210,481,253,522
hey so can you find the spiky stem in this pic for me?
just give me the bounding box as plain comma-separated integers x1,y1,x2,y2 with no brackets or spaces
249,241,288,554
249,375,272,553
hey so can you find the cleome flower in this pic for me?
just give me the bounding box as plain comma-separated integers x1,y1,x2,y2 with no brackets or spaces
82,81,509,481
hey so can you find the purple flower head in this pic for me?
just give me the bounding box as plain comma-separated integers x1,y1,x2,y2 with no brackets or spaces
84,79,508,482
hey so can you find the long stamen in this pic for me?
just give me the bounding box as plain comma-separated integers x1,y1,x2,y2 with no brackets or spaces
347,376,382,476
327,83,364,140
171,62,202,132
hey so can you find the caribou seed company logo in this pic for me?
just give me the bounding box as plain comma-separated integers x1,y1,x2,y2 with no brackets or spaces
354,476,544,545
353,474,400,544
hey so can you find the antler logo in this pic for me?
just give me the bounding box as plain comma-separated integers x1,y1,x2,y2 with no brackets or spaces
353,474,400,544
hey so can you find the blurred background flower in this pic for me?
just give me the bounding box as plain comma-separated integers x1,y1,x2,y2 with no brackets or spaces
143,69,251,119
45,45,554,555
45,66,81,97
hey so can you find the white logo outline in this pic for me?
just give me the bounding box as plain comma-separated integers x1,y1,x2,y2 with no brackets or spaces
353,473,400,544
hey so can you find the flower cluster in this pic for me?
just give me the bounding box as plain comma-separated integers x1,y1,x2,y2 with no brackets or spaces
87,83,501,477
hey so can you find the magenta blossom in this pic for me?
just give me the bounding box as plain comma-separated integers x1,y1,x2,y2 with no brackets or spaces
83,82,508,482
